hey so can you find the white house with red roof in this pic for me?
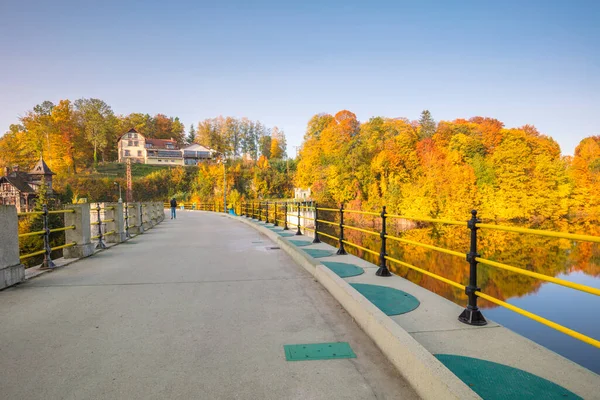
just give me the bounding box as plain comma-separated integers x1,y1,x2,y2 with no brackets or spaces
117,129,215,166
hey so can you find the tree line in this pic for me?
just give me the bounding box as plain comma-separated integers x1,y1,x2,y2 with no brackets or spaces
296,110,600,222
0,99,287,175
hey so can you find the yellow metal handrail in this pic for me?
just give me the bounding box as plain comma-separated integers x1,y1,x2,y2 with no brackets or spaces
317,219,337,227
341,239,380,257
18,230,45,238
48,209,76,214
475,257,600,296
385,214,468,226
475,291,600,348
343,209,380,217
385,255,466,291
478,223,600,244
51,242,76,251
20,249,47,260
18,211,44,216
316,230,338,241
342,224,380,237
49,225,76,233
385,235,465,258
316,207,339,212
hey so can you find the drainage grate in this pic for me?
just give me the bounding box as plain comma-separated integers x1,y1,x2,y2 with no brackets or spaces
266,246,281,250
284,342,356,361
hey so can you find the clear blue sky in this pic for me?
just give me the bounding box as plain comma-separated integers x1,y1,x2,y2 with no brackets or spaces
0,0,598,155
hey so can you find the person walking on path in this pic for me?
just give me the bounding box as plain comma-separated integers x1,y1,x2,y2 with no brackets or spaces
170,198,177,219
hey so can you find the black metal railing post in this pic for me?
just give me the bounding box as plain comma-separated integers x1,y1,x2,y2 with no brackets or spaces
283,202,289,230
376,205,391,276
41,204,56,269
273,202,279,226
336,203,347,255
313,202,321,244
296,201,302,235
265,201,269,224
458,210,487,326
97,202,107,249
125,201,130,238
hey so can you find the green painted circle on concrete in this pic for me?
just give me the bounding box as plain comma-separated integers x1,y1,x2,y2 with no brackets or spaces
321,261,364,278
435,355,582,400
288,240,312,247
350,283,419,316
278,232,296,237
302,248,335,258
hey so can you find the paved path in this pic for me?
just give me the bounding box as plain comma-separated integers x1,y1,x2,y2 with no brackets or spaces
0,211,417,400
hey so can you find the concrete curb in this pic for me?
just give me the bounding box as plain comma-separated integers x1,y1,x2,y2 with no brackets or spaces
229,215,480,400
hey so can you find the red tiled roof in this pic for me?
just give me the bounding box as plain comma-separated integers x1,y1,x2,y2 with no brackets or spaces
145,138,179,149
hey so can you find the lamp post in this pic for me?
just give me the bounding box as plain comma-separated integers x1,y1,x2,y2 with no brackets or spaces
114,181,122,203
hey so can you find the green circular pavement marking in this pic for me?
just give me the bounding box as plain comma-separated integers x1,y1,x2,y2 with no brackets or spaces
288,240,312,247
349,283,419,315
321,261,364,278
434,355,582,400
302,248,335,258
278,232,296,237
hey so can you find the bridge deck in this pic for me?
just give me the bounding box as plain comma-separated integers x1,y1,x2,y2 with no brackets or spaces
0,211,417,399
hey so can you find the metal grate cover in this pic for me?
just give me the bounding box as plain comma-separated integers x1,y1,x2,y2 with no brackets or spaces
284,342,357,361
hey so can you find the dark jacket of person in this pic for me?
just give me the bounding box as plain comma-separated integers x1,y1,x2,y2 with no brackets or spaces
170,199,177,208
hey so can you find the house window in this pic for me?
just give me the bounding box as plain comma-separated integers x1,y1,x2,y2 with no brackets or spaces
166,144,174,149
128,140,133,146
124,150,130,156
128,133,132,138
158,159,162,162
145,143,152,148
137,150,142,157
134,141,138,146
133,133,137,139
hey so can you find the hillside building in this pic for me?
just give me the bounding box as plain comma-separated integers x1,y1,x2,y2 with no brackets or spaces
117,129,215,166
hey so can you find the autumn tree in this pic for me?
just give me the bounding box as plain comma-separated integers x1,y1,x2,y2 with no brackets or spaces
74,98,117,166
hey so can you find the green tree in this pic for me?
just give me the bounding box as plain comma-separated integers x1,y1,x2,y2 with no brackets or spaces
418,110,437,140
74,98,116,166
187,124,196,144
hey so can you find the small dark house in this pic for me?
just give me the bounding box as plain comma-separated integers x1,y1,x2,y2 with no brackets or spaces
0,157,55,212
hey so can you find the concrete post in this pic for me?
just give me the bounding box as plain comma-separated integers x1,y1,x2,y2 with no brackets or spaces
63,203,96,258
129,203,143,235
104,202,125,243
0,205,25,290
142,203,152,230
150,203,158,225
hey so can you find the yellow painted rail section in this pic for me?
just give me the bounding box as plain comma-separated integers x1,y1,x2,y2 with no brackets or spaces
342,239,380,257
316,230,338,241
385,255,466,291
18,230,45,238
20,249,47,260
316,207,339,212
385,213,468,226
385,235,465,258
475,291,600,349
343,209,380,217
478,223,600,244
342,224,380,237
476,257,600,296
17,211,44,216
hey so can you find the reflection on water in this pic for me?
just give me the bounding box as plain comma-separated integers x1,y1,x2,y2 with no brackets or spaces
318,213,600,373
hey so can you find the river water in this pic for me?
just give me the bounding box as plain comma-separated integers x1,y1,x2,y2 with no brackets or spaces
312,212,600,374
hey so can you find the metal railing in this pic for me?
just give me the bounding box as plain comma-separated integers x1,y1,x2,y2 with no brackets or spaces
17,201,158,268
225,201,600,349
17,205,76,268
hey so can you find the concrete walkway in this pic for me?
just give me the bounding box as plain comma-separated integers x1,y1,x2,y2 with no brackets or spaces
0,211,417,400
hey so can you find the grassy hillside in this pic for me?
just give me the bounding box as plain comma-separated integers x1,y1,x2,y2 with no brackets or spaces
94,162,176,178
